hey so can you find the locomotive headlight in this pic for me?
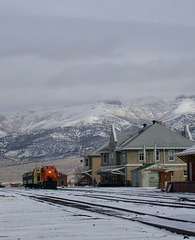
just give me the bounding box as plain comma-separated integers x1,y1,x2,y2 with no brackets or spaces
49,171,51,173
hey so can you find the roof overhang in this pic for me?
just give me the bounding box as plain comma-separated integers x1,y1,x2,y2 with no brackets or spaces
81,169,92,178
150,168,181,173
119,147,191,151
97,166,125,176
177,154,195,163
169,145,195,163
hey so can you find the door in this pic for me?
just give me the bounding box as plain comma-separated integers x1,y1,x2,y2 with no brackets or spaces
149,172,159,187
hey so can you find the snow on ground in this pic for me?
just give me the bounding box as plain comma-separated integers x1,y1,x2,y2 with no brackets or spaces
0,187,195,240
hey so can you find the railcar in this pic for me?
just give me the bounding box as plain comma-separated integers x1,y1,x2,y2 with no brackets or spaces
23,165,57,189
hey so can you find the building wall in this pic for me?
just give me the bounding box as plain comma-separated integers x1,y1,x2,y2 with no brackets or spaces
131,171,149,187
57,173,67,186
126,149,187,165
124,149,187,184
125,151,143,184
91,156,101,185
171,167,187,182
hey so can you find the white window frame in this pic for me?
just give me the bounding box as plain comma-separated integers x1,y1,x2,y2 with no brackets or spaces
139,150,144,161
168,150,175,161
156,150,160,161
184,170,188,177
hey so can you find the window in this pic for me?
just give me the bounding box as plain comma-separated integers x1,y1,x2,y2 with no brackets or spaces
171,171,175,177
139,150,144,161
156,150,160,161
85,159,88,166
103,175,108,182
184,170,188,176
168,150,175,161
102,154,108,164
122,151,126,164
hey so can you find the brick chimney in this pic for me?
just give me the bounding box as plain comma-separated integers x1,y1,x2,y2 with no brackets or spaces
152,120,162,125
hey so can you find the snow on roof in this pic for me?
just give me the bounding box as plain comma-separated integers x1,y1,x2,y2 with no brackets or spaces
176,145,195,156
174,145,195,162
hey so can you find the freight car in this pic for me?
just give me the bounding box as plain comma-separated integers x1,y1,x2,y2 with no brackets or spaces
23,165,57,189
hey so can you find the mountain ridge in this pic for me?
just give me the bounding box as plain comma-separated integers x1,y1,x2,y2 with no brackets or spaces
0,96,194,164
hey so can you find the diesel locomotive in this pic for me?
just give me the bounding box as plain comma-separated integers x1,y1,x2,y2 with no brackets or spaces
23,165,57,189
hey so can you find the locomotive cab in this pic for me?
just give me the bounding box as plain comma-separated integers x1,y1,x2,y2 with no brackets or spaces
41,166,57,189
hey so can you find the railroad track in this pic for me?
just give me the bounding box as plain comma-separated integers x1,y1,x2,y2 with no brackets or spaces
59,187,195,202
79,193,195,209
31,194,195,237
58,188,195,209
3,188,195,236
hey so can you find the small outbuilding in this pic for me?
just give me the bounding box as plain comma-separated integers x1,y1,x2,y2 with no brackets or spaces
132,164,182,189
57,172,68,187
150,168,178,189
131,164,159,187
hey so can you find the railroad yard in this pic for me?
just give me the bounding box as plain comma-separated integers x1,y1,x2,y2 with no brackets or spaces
0,187,195,240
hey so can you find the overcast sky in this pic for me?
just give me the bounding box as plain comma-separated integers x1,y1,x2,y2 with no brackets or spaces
0,0,195,110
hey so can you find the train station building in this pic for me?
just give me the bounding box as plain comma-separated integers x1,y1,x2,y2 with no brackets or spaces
82,121,194,188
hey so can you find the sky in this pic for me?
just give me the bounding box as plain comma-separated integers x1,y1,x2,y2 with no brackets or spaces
0,0,195,110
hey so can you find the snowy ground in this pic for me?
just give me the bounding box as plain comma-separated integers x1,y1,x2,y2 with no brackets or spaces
0,187,195,240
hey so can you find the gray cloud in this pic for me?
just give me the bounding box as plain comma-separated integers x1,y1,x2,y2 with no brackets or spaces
0,0,195,110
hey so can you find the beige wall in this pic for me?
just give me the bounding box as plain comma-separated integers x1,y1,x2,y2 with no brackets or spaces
126,166,138,183
170,167,187,182
91,156,101,184
125,149,187,165
124,149,187,184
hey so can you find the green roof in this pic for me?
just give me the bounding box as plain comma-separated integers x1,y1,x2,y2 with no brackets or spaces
132,163,155,171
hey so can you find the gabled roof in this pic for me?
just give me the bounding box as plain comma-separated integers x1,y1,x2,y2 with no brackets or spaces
118,123,194,150
115,130,134,147
88,141,109,156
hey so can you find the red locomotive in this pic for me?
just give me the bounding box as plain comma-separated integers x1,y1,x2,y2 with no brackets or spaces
23,165,57,189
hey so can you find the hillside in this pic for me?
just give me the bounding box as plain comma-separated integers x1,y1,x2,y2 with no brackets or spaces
0,96,194,165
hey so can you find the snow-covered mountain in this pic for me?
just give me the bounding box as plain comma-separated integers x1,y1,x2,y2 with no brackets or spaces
0,96,194,163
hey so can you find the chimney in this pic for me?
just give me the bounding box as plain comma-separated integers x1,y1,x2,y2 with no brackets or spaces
184,125,192,140
152,120,162,125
